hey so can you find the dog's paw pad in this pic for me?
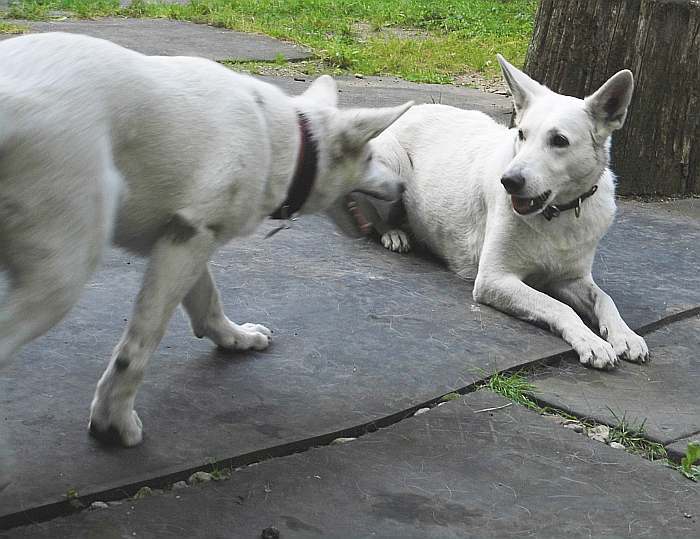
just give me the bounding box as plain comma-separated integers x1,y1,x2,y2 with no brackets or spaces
89,411,143,447
381,230,411,253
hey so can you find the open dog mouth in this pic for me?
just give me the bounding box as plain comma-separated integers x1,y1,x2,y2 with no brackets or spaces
511,190,551,215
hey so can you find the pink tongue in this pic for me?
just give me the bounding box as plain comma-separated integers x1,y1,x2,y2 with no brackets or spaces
511,196,531,214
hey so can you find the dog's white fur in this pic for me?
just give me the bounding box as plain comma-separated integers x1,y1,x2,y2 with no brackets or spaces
368,55,648,370
0,32,411,447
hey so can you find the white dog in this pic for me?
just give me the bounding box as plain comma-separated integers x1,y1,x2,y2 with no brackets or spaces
354,55,648,370
0,32,412,447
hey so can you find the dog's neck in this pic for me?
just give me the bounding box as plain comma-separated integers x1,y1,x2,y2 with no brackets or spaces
270,112,318,220
542,184,599,221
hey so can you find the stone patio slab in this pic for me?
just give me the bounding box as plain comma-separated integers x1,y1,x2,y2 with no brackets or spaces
0,217,568,524
8,391,699,538
1,196,698,525
0,18,310,61
531,314,700,445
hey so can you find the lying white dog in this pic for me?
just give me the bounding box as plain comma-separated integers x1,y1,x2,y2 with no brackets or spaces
0,32,412,447
354,55,648,370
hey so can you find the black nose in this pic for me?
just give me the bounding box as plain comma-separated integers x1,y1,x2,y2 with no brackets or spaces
501,173,526,194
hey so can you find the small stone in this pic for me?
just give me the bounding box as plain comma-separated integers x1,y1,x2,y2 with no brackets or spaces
188,471,214,485
609,441,625,450
172,481,189,490
330,437,356,445
414,408,430,416
261,526,280,539
684,513,692,519
132,487,153,499
354,73,364,79
90,501,109,510
587,425,610,443
563,421,584,433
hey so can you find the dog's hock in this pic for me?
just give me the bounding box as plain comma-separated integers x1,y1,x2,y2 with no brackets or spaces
584,70,634,135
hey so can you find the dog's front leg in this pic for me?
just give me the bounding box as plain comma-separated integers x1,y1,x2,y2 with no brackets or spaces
89,226,216,447
182,264,272,351
546,276,649,364
474,273,618,369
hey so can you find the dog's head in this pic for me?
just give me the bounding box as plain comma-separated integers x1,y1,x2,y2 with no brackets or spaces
291,76,412,234
496,54,634,218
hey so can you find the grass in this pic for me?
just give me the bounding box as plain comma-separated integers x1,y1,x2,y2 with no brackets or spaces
606,409,667,461
1,0,537,83
679,442,700,481
0,20,27,33
481,371,539,410
481,370,671,464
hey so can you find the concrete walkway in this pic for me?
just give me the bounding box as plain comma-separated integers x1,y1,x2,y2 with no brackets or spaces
1,15,699,537
0,18,310,61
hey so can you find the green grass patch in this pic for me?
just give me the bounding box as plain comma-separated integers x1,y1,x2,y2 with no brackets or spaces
439,391,462,402
481,371,539,410
607,409,667,461
0,20,28,33
679,442,700,481
2,0,537,83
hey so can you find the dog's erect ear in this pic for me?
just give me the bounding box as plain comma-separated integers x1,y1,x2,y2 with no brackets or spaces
302,75,339,107
341,101,414,149
497,54,545,115
584,70,634,134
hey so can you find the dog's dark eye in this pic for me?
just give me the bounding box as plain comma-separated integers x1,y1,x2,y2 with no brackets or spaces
551,134,570,148
518,129,525,141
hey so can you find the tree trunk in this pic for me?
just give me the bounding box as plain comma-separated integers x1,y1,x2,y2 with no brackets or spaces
524,0,700,195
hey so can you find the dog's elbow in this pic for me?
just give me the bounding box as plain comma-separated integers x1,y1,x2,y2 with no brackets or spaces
472,275,493,304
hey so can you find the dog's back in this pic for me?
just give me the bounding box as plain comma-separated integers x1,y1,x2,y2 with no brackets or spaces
371,104,511,276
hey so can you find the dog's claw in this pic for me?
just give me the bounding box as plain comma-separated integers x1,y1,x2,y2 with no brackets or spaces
381,230,411,253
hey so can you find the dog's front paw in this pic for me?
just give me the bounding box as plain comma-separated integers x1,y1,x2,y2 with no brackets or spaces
214,321,272,352
89,409,143,447
572,335,619,370
381,230,411,253
603,328,649,364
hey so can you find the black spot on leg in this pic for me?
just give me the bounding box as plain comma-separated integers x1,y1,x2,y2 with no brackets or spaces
114,356,130,372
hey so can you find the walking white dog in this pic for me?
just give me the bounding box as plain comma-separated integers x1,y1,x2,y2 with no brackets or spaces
0,32,412,447
355,55,648,370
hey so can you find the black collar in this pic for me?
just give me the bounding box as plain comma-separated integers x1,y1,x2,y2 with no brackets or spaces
542,185,598,221
270,112,318,220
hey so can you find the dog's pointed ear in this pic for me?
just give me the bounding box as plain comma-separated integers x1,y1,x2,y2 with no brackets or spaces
497,54,545,116
342,101,414,148
302,75,339,107
584,70,634,135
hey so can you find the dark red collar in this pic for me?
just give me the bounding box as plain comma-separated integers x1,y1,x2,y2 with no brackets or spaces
270,113,318,220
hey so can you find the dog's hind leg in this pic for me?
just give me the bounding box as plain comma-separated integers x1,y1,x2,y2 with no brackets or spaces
89,219,219,447
182,264,272,351
347,192,412,253
0,197,106,367
0,263,89,366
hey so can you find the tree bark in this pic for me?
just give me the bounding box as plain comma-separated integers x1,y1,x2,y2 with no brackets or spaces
525,0,700,195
